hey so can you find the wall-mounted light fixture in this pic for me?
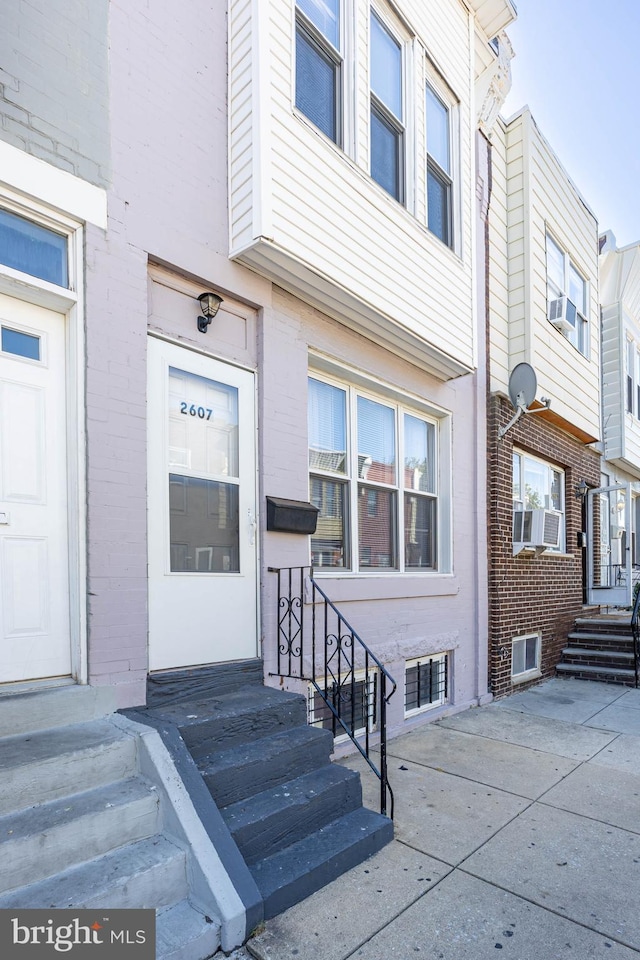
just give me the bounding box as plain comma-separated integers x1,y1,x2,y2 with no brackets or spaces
574,479,589,500
197,291,223,333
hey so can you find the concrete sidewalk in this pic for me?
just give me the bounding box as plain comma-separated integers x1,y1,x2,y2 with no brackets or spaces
237,678,640,960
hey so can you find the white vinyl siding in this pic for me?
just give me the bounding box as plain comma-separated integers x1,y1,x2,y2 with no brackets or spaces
490,109,600,440
228,0,476,376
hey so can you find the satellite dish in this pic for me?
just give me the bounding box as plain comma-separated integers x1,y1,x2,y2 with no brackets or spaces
508,362,537,411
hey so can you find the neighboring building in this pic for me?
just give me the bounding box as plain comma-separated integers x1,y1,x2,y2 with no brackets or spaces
599,232,640,592
487,107,602,698
0,0,517,944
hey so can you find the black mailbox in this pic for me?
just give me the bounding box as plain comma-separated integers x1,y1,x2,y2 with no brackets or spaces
266,496,319,534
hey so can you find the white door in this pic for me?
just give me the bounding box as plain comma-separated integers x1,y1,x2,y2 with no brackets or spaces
147,337,258,671
0,294,71,682
586,484,632,606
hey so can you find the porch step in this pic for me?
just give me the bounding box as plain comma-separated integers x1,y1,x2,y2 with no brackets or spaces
222,764,363,864
0,777,160,895
199,723,334,807
147,658,264,707
0,835,188,910
556,662,636,685
146,685,308,758
565,631,634,651
0,713,223,957
252,806,393,920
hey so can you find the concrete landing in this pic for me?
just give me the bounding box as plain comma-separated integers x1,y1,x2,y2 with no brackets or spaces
239,678,640,960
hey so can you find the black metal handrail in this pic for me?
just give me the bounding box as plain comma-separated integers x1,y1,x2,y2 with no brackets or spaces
631,586,640,688
269,566,397,819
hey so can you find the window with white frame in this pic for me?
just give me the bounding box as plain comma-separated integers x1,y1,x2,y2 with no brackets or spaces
512,450,565,551
511,633,541,681
426,84,453,247
308,673,376,742
627,339,634,414
404,653,448,716
0,206,69,287
636,349,640,421
369,9,405,203
546,233,588,355
295,0,343,145
308,375,440,572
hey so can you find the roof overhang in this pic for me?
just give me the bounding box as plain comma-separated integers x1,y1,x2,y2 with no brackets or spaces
468,0,517,38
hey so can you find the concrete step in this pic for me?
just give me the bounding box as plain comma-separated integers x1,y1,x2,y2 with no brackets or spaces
222,763,363,865
561,647,635,666
0,719,137,816
156,900,221,960
0,835,188,910
199,724,334,808
147,686,308,759
252,806,393,920
0,685,116,738
566,631,634,650
0,777,160,894
556,662,636,685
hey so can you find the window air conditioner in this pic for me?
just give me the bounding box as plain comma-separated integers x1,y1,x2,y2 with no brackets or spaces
548,296,577,333
513,508,562,549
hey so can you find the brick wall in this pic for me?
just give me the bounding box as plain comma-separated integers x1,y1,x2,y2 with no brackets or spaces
487,393,601,698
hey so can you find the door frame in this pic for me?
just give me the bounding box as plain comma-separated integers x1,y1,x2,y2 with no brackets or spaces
0,188,87,685
586,483,632,607
146,331,261,670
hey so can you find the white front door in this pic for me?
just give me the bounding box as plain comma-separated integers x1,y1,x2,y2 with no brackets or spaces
147,337,258,671
586,484,632,606
0,294,71,682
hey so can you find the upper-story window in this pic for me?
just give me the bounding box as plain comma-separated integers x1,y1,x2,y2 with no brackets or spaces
0,207,68,287
369,10,405,203
426,84,452,247
295,0,342,145
546,233,588,356
627,339,634,414
308,374,441,573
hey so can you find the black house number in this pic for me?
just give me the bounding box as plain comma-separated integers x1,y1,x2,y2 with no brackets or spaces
180,401,213,420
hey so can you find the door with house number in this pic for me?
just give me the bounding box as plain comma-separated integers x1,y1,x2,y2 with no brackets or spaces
147,337,258,671
0,293,71,683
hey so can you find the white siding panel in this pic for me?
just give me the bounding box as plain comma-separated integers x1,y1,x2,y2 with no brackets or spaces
229,0,257,251
601,303,623,460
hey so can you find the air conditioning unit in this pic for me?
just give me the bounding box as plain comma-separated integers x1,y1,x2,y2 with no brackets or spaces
548,296,577,333
513,508,562,551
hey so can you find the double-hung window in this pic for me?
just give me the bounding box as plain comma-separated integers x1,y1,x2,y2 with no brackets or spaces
426,84,452,246
627,339,635,415
369,11,404,203
512,450,565,552
295,0,342,145
308,375,439,572
546,233,588,355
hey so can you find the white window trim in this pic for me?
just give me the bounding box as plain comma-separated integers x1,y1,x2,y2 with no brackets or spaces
404,651,449,717
511,632,541,684
0,185,87,685
309,363,451,575
294,0,346,149
512,448,565,555
546,230,589,357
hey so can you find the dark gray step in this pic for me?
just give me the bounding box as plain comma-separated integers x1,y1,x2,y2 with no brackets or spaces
556,663,636,685
561,647,635,665
0,835,188,910
222,764,363,865
574,618,633,635
146,686,307,759
251,806,393,920
567,631,634,649
0,777,160,894
0,719,137,816
156,899,220,960
147,658,264,707
199,724,334,808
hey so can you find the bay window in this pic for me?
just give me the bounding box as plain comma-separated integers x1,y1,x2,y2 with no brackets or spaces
309,375,439,572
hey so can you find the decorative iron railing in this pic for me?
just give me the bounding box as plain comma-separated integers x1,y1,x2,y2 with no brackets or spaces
631,585,640,688
269,566,396,819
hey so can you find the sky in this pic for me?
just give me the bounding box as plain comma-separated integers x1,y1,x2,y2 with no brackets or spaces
501,1,640,247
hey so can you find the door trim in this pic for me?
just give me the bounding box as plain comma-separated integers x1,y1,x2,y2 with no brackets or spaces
0,189,87,684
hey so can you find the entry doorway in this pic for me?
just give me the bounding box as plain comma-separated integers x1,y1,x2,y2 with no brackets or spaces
147,337,258,670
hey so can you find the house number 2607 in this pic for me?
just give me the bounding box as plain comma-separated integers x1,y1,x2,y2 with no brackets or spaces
180,402,213,420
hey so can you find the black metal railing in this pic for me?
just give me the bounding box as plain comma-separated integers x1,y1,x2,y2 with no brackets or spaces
269,566,396,819
631,585,640,688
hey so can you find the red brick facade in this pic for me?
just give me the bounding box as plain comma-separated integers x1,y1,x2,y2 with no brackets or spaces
487,393,601,698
